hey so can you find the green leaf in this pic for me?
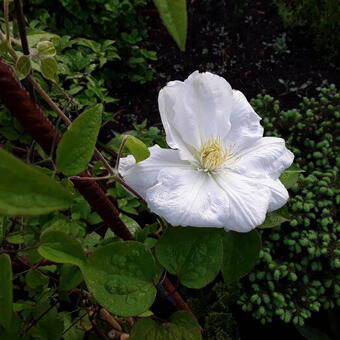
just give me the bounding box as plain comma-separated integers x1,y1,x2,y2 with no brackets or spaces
16,55,31,77
80,241,157,317
27,32,59,46
61,312,85,340
38,230,86,266
0,148,72,216
130,311,202,340
258,207,291,229
40,57,58,81
0,313,21,340
59,264,83,292
37,41,56,58
222,230,261,281
25,270,49,289
155,227,223,288
6,232,25,244
0,254,13,331
153,0,187,51
29,307,64,340
122,135,150,162
56,105,103,176
120,214,141,236
280,164,304,189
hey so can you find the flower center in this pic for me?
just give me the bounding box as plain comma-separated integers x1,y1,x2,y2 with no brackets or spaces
198,137,228,172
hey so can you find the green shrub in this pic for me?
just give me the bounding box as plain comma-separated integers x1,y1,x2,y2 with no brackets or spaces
273,0,340,59
26,0,156,84
238,84,340,325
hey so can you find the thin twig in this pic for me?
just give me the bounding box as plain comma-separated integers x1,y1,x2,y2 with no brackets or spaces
3,0,10,41
13,0,30,55
27,75,72,124
23,299,58,334
27,76,115,175
62,312,88,336
13,0,35,98
70,174,112,181
114,135,128,172
116,177,146,204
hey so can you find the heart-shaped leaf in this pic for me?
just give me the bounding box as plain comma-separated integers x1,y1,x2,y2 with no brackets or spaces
155,227,223,288
222,230,261,281
81,241,157,316
130,311,202,340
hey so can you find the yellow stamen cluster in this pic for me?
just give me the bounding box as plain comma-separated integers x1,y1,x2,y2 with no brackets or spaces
198,137,228,172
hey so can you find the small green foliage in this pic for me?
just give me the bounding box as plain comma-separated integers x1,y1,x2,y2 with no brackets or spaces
258,207,291,229
26,0,156,84
37,41,57,58
239,85,340,325
130,311,202,340
0,148,73,216
40,57,58,81
185,281,241,340
122,134,150,162
280,165,304,189
16,55,32,77
273,0,339,59
156,227,223,288
56,104,103,175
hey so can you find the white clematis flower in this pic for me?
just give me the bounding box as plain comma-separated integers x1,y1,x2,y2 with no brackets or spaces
119,71,294,232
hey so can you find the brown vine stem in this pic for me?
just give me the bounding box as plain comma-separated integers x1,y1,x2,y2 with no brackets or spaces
0,59,194,316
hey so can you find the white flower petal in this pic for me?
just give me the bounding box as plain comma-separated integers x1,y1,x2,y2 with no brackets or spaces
119,145,191,198
158,80,195,161
231,137,294,179
158,71,233,156
146,167,231,228
146,167,276,232
213,172,271,232
225,90,264,150
260,178,289,212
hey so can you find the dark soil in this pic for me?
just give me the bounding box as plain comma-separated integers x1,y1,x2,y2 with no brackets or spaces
110,0,339,133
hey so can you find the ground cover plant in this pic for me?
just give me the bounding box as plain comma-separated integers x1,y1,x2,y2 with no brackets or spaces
0,1,339,339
